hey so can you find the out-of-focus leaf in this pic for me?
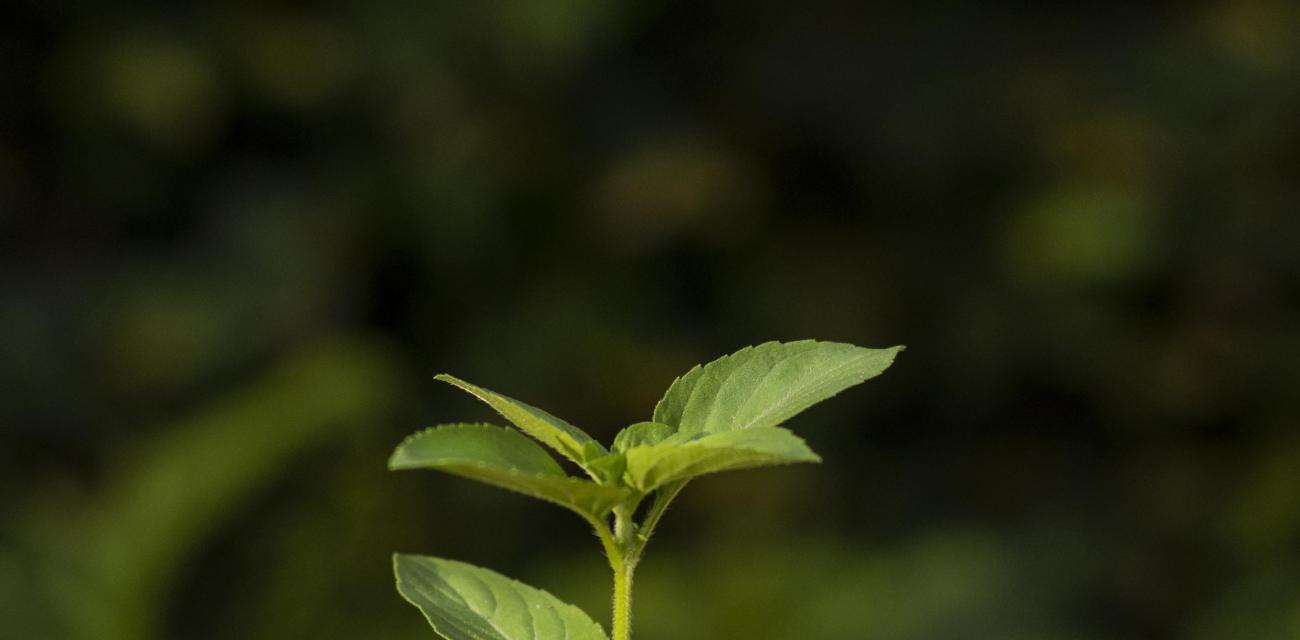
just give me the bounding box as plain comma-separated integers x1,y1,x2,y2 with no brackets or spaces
21,339,398,640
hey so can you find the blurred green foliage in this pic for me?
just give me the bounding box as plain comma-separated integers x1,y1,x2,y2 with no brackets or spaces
2,1,1299,638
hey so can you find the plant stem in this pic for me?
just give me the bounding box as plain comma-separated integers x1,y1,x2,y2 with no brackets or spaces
609,506,638,640
611,558,635,640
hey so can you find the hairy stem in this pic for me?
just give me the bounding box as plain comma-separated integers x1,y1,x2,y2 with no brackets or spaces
611,558,635,640
610,506,638,640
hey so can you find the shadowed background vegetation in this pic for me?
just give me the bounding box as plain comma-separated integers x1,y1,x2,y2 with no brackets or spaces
3,2,1300,639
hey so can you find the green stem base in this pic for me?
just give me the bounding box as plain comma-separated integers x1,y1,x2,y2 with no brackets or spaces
612,560,635,640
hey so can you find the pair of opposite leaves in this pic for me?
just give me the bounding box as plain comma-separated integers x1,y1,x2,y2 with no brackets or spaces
391,340,903,640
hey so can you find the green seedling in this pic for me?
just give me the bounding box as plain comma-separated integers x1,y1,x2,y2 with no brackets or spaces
390,340,903,640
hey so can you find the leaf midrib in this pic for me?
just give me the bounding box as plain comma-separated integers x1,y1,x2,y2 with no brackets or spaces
736,348,878,433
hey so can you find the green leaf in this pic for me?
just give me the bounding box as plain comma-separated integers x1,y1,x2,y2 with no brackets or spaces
583,451,627,486
653,340,903,436
622,426,821,492
390,423,629,517
436,374,605,466
611,421,675,452
394,554,609,640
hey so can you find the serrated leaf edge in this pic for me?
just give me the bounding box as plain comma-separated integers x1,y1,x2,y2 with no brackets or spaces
653,340,904,435
387,422,527,467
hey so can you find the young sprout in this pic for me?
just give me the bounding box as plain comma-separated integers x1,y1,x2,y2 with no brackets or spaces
391,340,903,640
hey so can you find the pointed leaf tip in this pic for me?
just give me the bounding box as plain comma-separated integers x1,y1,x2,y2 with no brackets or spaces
435,374,605,466
653,340,903,436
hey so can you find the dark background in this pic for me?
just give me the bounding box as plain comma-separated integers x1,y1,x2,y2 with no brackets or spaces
3,2,1300,639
